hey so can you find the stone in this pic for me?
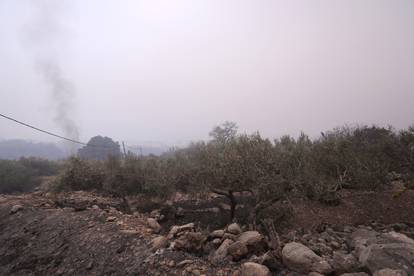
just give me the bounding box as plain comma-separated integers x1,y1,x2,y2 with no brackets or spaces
308,273,324,276
168,223,194,238
147,218,161,233
260,252,283,272
332,251,360,274
168,260,175,267
227,241,249,260
373,268,408,276
223,233,238,241
10,204,23,214
241,262,271,276
381,231,414,244
349,229,378,256
120,230,139,235
177,260,194,267
237,231,264,252
151,236,168,252
227,223,242,235
339,273,369,276
173,232,206,252
282,242,332,274
211,229,225,238
358,243,414,274
212,239,233,264
212,238,222,245
106,216,117,222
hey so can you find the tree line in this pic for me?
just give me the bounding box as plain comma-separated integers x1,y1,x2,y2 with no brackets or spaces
52,122,414,222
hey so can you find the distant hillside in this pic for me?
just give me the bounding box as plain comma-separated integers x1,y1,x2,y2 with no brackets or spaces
0,139,65,160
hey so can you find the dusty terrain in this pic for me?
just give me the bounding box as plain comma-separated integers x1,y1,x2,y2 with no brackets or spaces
1,188,414,275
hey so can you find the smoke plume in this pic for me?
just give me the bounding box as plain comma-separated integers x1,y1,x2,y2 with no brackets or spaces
21,1,79,142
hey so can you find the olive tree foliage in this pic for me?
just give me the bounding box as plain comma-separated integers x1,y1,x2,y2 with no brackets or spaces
182,122,288,221
78,136,121,160
209,121,238,144
398,126,414,175
272,125,409,202
53,123,414,222
54,156,105,192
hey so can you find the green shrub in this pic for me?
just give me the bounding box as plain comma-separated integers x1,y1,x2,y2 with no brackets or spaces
0,160,37,193
18,157,60,176
53,157,105,192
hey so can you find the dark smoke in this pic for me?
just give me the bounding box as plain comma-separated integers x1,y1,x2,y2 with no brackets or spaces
36,59,79,141
21,1,80,142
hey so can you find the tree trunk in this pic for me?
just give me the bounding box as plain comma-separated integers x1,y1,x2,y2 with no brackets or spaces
228,191,236,222
249,195,283,224
211,188,237,223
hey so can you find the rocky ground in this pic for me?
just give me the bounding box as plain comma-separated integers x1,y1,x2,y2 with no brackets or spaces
1,190,414,275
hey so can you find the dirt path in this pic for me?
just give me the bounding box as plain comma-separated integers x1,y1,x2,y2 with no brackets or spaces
2,188,414,275
0,194,151,275
0,193,238,276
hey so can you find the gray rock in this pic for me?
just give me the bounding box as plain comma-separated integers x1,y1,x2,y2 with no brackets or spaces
241,262,271,276
10,204,23,214
212,238,222,245
282,242,332,274
237,231,264,251
339,273,369,276
359,243,414,275
147,218,161,233
332,251,360,273
106,216,117,222
212,239,233,264
173,232,206,252
381,231,414,244
223,233,238,241
227,223,242,235
168,222,194,238
227,241,248,260
210,229,225,238
151,236,168,252
373,268,408,276
308,273,324,276
350,229,378,256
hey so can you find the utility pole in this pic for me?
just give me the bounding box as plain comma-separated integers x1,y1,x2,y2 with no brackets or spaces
122,141,127,158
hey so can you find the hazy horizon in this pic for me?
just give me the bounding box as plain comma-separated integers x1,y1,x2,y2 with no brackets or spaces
1,0,413,147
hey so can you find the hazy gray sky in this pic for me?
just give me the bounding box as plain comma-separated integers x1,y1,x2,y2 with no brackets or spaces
1,0,413,146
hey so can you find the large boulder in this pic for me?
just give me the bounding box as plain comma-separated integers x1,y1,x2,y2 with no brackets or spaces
332,251,360,274
350,230,414,275
349,229,379,256
358,243,414,275
373,268,408,276
282,242,332,274
241,262,271,276
227,241,248,260
211,239,233,264
381,231,414,245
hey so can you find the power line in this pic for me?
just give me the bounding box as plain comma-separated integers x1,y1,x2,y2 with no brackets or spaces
0,112,111,149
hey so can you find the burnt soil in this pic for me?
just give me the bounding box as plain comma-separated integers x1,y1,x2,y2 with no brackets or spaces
1,187,414,275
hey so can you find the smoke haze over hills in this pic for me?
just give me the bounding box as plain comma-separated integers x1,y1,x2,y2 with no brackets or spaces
0,0,413,146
